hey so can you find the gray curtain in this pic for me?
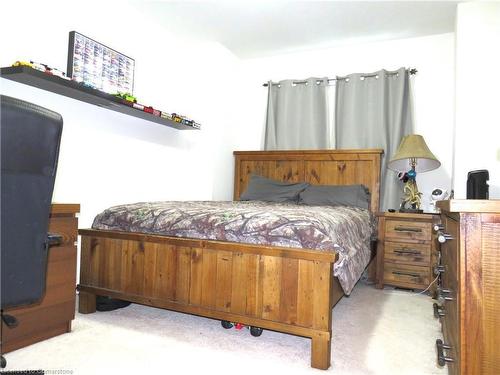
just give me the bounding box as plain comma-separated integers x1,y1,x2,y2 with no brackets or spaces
265,77,330,150
335,68,413,210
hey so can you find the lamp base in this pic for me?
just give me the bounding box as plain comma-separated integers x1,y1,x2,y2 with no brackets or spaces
399,208,424,214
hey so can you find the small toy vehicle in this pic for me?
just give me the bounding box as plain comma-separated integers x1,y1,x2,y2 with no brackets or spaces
220,320,263,337
80,81,97,90
133,103,144,110
114,92,137,103
50,67,70,80
143,106,160,116
29,61,47,73
192,122,201,129
171,113,183,123
26,61,70,80
12,61,33,68
160,112,173,120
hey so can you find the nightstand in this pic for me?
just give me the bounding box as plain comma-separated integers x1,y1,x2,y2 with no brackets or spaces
1,204,79,353
376,211,439,290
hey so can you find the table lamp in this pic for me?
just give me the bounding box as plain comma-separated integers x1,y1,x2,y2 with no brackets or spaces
388,134,440,213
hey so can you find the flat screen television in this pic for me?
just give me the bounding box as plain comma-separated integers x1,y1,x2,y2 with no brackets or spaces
67,31,135,95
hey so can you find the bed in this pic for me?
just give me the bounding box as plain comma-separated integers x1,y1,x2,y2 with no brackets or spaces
77,149,382,370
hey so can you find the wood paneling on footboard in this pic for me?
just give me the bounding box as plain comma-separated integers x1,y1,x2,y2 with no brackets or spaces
79,231,335,333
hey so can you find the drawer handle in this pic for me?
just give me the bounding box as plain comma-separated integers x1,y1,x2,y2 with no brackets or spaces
436,339,454,366
437,287,451,294
433,303,446,318
47,232,63,246
394,226,422,233
392,271,421,278
394,248,421,256
434,265,445,275
437,288,455,302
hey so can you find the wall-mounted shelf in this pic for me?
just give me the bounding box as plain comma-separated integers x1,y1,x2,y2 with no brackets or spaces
0,66,197,130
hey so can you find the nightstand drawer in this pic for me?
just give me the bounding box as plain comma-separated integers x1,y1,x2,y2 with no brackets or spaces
383,263,430,288
384,241,431,266
385,220,432,242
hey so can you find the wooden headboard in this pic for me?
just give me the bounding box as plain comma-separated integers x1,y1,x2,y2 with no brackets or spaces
233,149,383,212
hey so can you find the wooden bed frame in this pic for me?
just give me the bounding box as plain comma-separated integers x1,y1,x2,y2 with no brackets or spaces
77,149,382,370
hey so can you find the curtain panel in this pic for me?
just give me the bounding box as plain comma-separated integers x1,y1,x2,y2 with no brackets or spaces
335,67,413,210
264,77,331,150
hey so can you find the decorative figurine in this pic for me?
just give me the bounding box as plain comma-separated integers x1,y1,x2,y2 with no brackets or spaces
398,167,423,212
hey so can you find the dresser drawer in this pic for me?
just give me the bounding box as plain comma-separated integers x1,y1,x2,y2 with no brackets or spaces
383,263,430,288
385,220,432,242
384,241,431,266
441,291,460,375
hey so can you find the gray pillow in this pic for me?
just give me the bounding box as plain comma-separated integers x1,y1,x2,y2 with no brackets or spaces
298,184,371,209
240,175,310,203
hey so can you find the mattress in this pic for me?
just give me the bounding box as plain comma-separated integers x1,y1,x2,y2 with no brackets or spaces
92,201,375,294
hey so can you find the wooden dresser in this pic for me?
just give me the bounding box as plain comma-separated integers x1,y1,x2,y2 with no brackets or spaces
376,212,439,290
435,200,500,375
1,203,79,353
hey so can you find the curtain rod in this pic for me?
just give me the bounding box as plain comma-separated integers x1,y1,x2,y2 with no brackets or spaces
262,68,417,87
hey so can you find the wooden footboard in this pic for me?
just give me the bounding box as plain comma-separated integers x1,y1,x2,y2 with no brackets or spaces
78,229,339,369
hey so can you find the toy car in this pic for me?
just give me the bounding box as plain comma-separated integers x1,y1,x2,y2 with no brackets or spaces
29,61,47,73
23,60,71,80
160,112,173,120
171,113,183,123
12,61,33,68
220,320,263,337
114,92,137,103
50,67,71,80
143,107,161,116
133,103,144,110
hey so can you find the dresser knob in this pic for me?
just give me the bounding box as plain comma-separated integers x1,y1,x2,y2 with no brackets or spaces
437,231,454,243
433,303,446,318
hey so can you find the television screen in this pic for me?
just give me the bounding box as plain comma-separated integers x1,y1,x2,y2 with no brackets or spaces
67,31,135,95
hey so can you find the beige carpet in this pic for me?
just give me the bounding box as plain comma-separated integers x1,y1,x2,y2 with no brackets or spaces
4,281,446,374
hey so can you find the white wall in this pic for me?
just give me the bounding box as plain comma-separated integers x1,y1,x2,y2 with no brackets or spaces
454,2,500,198
0,2,241,227
0,4,464,217
230,33,456,211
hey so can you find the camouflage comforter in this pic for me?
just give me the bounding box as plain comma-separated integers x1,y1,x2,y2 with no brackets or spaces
92,201,375,294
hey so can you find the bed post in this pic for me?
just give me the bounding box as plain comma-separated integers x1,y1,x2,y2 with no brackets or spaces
78,291,96,314
78,235,97,314
311,332,332,370
310,260,333,369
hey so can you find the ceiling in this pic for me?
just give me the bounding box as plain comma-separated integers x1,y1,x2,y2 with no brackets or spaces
133,1,459,59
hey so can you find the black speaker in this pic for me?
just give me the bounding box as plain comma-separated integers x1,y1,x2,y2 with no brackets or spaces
466,170,489,199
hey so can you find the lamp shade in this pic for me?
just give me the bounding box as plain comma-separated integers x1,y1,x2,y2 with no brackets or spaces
388,134,440,172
